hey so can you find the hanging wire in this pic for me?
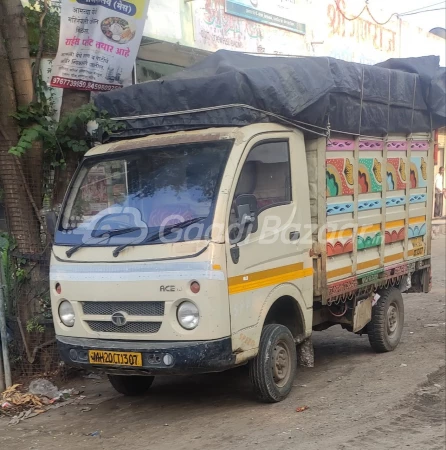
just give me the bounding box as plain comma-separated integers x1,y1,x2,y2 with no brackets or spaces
399,1,446,15
334,0,368,21
400,7,446,16
335,0,445,26
365,7,399,25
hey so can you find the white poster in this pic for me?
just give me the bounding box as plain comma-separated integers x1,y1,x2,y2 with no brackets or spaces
50,0,149,92
194,0,307,55
144,0,182,42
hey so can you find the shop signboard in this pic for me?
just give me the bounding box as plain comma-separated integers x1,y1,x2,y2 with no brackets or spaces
225,0,305,34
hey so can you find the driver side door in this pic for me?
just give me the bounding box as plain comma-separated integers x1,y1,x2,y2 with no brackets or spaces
226,132,312,345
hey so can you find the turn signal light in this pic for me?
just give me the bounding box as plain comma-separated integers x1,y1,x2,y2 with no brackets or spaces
190,281,200,294
55,283,62,295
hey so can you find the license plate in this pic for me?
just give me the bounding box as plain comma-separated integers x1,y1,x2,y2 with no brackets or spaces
411,238,424,257
88,350,142,367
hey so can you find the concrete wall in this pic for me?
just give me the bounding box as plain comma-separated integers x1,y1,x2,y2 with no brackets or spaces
141,0,444,65
434,129,446,218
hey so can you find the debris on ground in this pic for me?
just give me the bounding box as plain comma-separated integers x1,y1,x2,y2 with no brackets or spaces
28,379,60,399
1,381,83,425
416,384,443,399
83,373,102,380
87,430,101,437
1,385,45,410
295,406,309,413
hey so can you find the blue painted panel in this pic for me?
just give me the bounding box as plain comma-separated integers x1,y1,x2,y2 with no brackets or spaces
410,194,427,204
327,203,354,216
386,197,406,207
358,199,382,211
408,223,426,238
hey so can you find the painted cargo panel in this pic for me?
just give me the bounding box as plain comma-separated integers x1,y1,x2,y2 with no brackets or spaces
307,134,433,302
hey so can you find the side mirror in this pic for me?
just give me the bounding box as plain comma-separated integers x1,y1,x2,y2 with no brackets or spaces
230,194,258,244
45,211,58,237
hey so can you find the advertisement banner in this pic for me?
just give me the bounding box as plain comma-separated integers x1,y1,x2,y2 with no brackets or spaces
225,0,305,34
50,0,149,92
194,0,307,55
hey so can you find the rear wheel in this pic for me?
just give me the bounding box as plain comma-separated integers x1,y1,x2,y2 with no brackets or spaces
249,324,297,403
108,375,154,396
368,287,404,353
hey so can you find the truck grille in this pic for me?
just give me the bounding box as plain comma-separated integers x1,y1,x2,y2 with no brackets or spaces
82,301,164,316
86,321,162,334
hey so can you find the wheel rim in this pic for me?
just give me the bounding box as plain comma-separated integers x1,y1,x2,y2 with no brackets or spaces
387,303,399,336
272,340,291,388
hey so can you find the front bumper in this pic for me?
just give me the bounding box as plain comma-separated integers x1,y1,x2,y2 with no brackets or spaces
57,335,235,375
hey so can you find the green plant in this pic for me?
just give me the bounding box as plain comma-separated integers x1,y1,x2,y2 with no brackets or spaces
0,234,48,318
9,75,56,158
26,317,45,333
0,233,13,315
39,293,52,320
10,98,122,163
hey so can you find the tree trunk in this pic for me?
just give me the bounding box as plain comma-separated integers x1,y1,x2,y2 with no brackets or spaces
53,89,91,207
32,0,49,94
0,26,41,256
1,0,44,209
1,0,34,105
0,22,42,351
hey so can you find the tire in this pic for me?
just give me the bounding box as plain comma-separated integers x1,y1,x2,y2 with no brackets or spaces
249,324,297,403
368,287,404,353
108,375,154,396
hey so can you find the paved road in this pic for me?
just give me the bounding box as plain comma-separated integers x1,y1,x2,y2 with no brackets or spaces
1,237,445,450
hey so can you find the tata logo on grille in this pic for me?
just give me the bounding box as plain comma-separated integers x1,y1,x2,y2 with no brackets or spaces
111,312,127,327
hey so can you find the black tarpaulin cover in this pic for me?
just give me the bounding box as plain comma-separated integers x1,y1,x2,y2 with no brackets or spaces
95,50,446,140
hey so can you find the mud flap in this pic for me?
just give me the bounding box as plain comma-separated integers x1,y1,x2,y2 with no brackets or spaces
399,275,412,292
296,338,314,368
353,297,372,333
423,267,432,293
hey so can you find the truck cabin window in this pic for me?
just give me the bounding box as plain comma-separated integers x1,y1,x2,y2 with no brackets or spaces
57,141,232,246
230,141,292,226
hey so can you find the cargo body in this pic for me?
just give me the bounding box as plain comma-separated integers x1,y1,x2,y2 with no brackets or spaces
307,132,433,305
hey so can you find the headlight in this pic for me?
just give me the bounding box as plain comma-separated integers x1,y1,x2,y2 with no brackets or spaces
59,300,75,327
177,301,199,330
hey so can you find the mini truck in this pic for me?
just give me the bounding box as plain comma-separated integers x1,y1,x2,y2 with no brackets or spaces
49,52,443,402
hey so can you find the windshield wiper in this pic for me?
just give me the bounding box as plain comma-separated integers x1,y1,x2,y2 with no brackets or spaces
112,217,206,258
66,227,141,258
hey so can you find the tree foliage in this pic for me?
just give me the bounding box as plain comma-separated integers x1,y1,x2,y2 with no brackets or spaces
9,81,122,170
24,0,61,56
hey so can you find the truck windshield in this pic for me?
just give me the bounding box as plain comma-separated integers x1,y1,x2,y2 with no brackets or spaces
56,140,232,247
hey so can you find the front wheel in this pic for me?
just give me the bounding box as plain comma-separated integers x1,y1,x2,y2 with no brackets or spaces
368,287,404,353
108,375,154,396
249,324,297,403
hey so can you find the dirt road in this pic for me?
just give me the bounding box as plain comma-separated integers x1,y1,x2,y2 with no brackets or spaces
1,237,445,450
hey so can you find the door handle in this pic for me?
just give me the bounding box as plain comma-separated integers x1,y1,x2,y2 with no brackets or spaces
289,231,300,242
